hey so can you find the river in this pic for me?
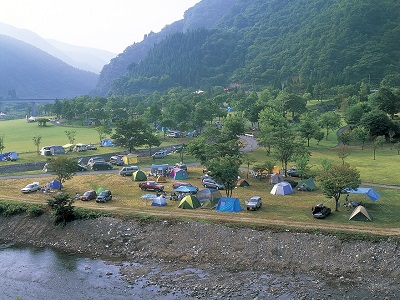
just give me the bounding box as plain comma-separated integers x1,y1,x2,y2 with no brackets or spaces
0,243,191,300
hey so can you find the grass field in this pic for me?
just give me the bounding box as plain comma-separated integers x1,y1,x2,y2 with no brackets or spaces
1,118,400,236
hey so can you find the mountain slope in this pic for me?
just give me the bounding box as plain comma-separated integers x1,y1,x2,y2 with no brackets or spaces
94,0,236,95
0,35,98,98
0,22,115,73
96,0,400,96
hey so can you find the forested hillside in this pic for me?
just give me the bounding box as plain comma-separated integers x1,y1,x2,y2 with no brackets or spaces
0,35,98,98
95,0,400,96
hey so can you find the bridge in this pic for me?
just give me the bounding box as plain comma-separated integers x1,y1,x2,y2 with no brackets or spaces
0,98,57,103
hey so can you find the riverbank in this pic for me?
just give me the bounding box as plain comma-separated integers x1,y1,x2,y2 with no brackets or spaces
1,214,399,299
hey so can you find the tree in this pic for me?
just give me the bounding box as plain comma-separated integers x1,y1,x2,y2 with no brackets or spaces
318,163,361,211
338,129,353,145
47,193,75,226
206,155,241,197
46,156,78,184
298,113,320,146
337,144,350,165
372,135,386,160
318,111,341,140
111,119,155,153
65,130,77,145
0,134,5,153
95,125,112,143
360,110,393,137
32,135,42,154
353,126,369,149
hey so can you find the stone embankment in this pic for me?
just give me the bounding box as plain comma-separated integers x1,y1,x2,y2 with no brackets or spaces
0,214,398,299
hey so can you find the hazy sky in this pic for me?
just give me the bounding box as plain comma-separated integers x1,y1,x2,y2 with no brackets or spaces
0,0,201,53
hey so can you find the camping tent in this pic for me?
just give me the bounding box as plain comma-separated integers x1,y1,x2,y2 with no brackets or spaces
151,196,167,206
296,177,316,191
237,179,250,187
151,164,169,176
178,195,201,209
170,167,188,180
197,188,222,203
201,198,219,209
270,182,294,195
270,173,284,184
49,179,62,190
101,139,114,147
122,154,138,164
132,170,147,181
156,175,167,183
216,197,243,212
344,188,381,202
349,205,373,221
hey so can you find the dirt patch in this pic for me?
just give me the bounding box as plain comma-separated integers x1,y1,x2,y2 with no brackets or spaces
0,214,399,299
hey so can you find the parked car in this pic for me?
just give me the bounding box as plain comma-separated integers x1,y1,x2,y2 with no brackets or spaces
87,156,105,167
138,181,164,192
287,167,300,177
96,190,112,203
21,182,41,193
109,155,124,166
86,144,97,150
91,161,113,171
312,204,331,219
246,196,262,211
151,151,167,159
202,179,224,190
119,165,139,176
174,162,187,171
80,190,97,201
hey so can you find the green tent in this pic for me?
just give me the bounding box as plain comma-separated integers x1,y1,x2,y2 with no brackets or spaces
296,177,316,191
201,198,219,209
178,195,201,209
131,170,147,181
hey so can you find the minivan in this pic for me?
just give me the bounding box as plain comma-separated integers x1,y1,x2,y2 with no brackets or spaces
109,155,124,166
119,166,139,176
151,151,167,159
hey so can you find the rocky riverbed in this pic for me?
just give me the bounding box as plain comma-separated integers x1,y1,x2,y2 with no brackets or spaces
0,214,399,299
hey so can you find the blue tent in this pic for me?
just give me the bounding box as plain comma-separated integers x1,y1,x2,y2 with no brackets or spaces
216,197,243,213
49,179,62,190
344,188,381,202
151,196,167,206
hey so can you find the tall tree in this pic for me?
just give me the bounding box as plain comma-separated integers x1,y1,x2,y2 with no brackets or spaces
206,155,241,198
32,135,42,154
319,111,341,140
111,119,156,153
318,163,361,211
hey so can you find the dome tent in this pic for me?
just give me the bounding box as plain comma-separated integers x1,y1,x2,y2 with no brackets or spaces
178,195,201,209
270,182,293,195
131,170,147,181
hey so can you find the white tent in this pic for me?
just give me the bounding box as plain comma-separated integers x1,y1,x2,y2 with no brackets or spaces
270,181,293,195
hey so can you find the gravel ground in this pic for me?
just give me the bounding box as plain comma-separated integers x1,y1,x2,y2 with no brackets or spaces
0,214,399,299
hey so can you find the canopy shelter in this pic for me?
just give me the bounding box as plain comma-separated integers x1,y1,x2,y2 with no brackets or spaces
174,186,198,194
141,194,157,205
343,187,381,202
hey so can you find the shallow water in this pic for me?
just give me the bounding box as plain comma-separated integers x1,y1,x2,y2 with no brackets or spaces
0,243,191,300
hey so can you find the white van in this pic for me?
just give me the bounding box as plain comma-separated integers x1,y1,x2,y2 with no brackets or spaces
119,166,139,176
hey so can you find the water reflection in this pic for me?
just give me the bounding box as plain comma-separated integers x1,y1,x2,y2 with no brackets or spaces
0,243,189,300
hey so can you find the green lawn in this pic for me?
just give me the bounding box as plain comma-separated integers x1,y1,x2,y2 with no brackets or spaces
1,118,400,235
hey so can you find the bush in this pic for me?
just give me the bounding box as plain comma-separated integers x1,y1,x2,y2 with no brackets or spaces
26,205,45,217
